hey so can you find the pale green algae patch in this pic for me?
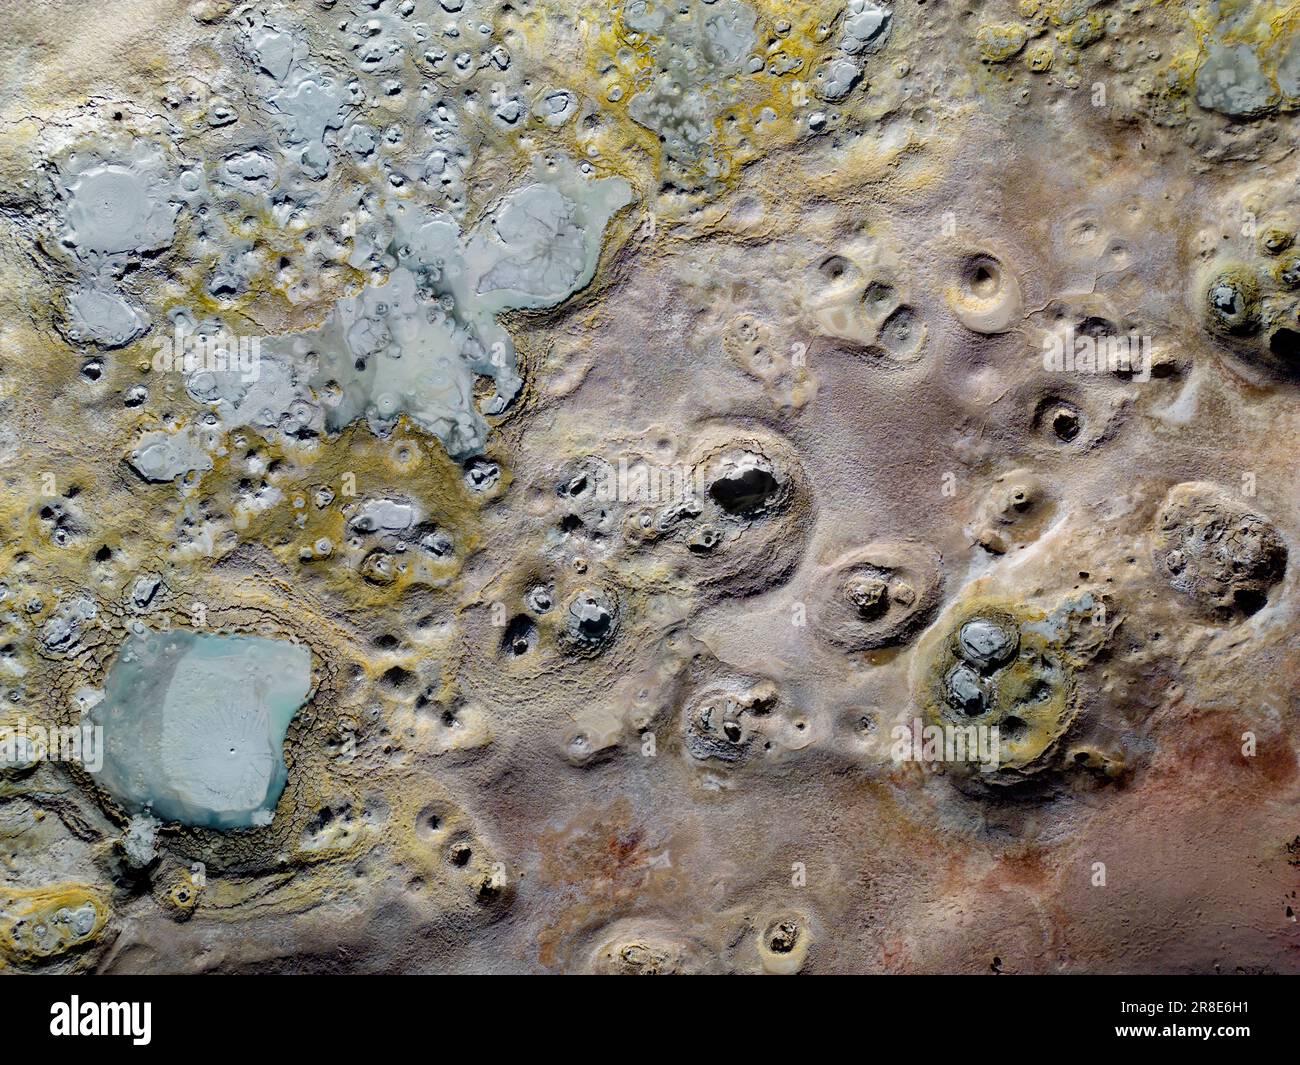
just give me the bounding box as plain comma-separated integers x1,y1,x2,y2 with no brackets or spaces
89,630,312,829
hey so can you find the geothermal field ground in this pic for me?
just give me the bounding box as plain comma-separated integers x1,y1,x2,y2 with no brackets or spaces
0,0,1296,981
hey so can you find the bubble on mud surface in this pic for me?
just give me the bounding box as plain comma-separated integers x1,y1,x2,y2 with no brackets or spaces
957,618,1018,671
945,663,993,717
